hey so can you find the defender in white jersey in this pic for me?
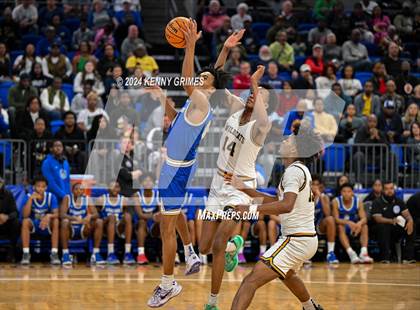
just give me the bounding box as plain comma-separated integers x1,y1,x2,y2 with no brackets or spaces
228,125,324,310
200,65,274,310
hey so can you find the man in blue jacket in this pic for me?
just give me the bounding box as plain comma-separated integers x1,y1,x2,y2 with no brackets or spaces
41,140,71,202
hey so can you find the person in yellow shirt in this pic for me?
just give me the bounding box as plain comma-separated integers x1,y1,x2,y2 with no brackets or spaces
125,43,159,76
311,98,338,143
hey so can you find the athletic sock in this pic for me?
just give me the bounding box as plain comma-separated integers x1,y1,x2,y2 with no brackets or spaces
184,243,195,258
360,247,368,256
259,245,267,253
125,243,131,253
23,247,29,254
225,240,237,253
138,247,145,255
302,297,317,310
161,274,174,290
327,242,335,253
51,248,58,254
108,244,114,254
208,293,218,306
63,249,69,255
93,248,99,254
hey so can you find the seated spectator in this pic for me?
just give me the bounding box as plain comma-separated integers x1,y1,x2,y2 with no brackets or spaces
110,92,139,129
146,96,175,132
13,43,41,76
323,33,342,64
275,80,298,116
241,19,258,54
371,5,391,36
94,22,115,52
305,44,325,76
291,34,307,57
292,64,315,90
251,46,273,71
269,31,294,71
279,0,298,31
224,46,243,76
72,17,95,51
72,41,97,74
12,0,38,34
363,179,383,204
314,0,336,20
73,61,105,96
337,104,364,143
230,3,251,31
266,16,288,45
113,0,141,12
327,1,351,44
71,80,104,115
408,85,420,107
0,179,19,262
369,62,391,95
77,92,109,131
54,111,86,173
308,18,332,46
202,0,227,34
342,29,371,71
332,183,374,264
395,61,418,98
407,122,420,164
125,43,159,76
40,77,70,120
354,114,387,144
402,103,420,140
31,62,51,93
0,43,11,81
233,61,251,90
338,65,363,98
38,0,63,27
380,80,405,114
394,2,414,40
15,96,49,139
354,80,381,117
121,25,145,62
41,41,72,81
114,0,143,30
350,3,374,43
89,0,114,30
29,117,53,175
51,14,71,47
8,73,38,115
360,0,377,15
377,100,404,143
315,64,337,98
97,45,122,80
383,42,402,78
372,181,415,264
214,16,233,51
310,98,337,143
261,61,283,89
104,65,124,96
282,100,307,135
36,26,60,57
0,8,19,51
324,83,352,119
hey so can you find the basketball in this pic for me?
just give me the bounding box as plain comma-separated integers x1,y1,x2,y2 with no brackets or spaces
165,16,190,48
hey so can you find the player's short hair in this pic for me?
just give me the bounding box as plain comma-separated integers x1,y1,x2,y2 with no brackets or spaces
197,65,231,89
33,174,48,185
339,182,354,192
383,180,394,186
292,121,323,164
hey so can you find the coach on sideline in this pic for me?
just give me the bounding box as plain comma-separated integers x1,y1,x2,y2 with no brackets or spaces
41,140,71,202
0,177,19,262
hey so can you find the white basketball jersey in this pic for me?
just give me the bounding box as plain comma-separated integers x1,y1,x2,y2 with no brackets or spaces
278,161,315,236
216,109,262,179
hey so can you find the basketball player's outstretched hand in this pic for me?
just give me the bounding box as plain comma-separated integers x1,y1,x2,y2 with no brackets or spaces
224,29,246,49
182,18,202,48
225,174,246,191
251,65,265,82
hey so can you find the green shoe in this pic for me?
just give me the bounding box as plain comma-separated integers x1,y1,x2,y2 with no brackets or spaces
204,304,219,310
224,235,244,272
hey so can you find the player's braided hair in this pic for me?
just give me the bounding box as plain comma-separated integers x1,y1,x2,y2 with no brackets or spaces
197,65,231,89
292,119,324,164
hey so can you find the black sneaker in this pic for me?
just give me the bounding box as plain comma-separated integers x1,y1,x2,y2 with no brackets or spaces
50,252,61,265
21,253,31,265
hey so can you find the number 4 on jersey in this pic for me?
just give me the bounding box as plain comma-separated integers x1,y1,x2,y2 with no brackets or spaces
222,137,236,157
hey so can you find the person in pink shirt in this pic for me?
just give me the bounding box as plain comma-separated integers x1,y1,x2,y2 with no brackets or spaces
233,61,251,91
371,5,390,32
202,0,228,33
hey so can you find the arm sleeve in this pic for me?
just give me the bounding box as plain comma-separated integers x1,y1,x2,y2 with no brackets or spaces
281,166,304,194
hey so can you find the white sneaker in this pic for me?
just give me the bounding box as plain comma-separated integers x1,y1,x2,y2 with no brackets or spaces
350,253,361,264
200,254,208,265
359,253,373,264
185,253,201,275
147,281,182,308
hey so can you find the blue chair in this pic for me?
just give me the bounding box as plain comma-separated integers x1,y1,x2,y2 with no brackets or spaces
0,82,14,108
247,54,259,62
413,73,420,79
22,34,43,48
297,23,317,32
10,50,24,66
362,42,378,56
294,56,306,69
0,141,12,167
390,144,407,170
355,72,373,85
323,144,345,172
63,18,80,32
61,84,74,102
50,120,64,135
251,22,271,46
66,51,76,61
279,72,291,81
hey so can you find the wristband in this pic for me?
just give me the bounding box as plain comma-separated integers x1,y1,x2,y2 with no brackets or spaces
249,204,258,214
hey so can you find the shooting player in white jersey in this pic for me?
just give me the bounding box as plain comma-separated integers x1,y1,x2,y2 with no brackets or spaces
227,124,325,310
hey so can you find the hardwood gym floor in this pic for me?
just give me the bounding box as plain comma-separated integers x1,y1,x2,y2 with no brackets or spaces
0,263,419,309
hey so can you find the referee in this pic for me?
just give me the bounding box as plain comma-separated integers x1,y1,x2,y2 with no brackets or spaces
372,181,415,263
